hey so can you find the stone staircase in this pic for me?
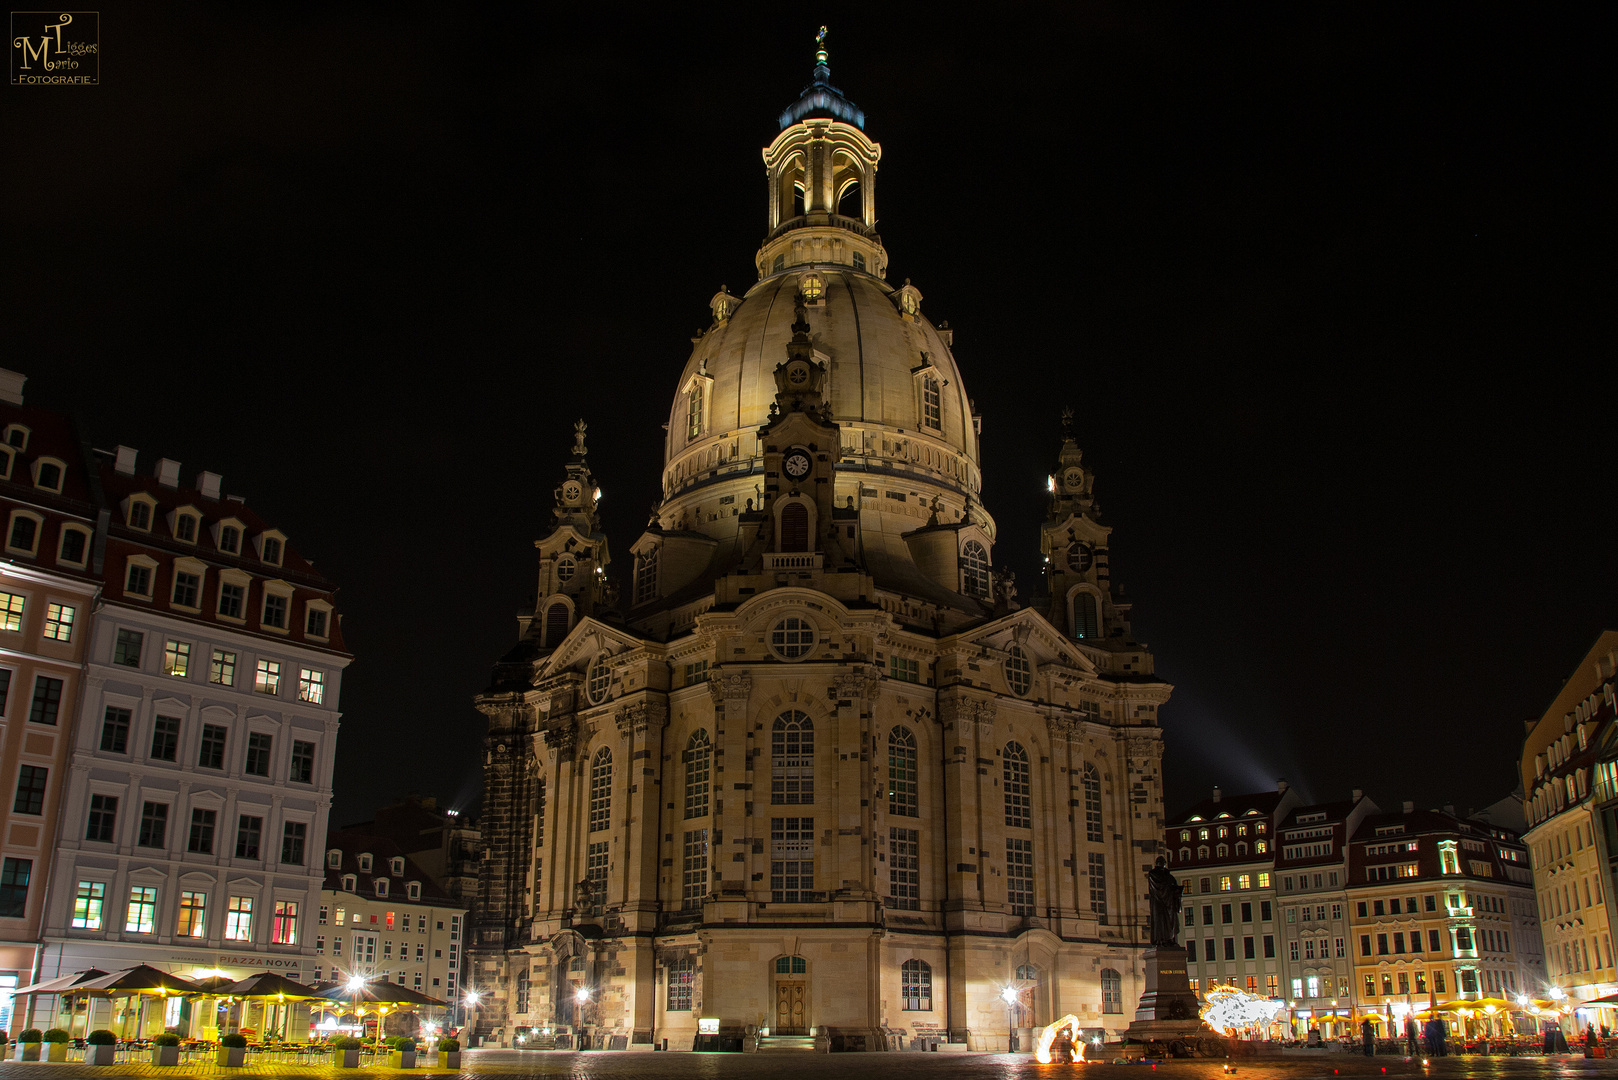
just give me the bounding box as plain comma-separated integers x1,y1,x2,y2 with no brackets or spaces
757,1034,818,1052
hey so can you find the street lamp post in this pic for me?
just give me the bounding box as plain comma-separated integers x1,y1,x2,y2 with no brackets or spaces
575,987,592,1050
463,991,480,1047
1001,986,1021,1054
346,976,365,1044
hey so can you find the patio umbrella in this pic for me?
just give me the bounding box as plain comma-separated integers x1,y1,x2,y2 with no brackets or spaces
219,973,322,999
313,981,447,1007
72,966,206,1040
12,969,109,995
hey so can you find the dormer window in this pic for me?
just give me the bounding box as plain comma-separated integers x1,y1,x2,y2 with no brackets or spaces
126,496,156,531
327,850,341,868
6,510,42,557
3,425,29,451
172,510,198,543
921,375,941,430
0,446,12,481
358,853,373,872
32,459,64,492
960,540,990,599
124,555,158,599
342,874,356,891
217,523,241,554
390,856,404,875
634,549,658,606
687,385,703,438
799,271,825,303
374,878,389,898
407,881,421,901
305,600,333,640
256,531,285,566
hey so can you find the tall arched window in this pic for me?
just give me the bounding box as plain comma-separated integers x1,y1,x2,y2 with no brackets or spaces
543,602,569,649
1015,962,1039,982
772,711,814,805
635,550,658,605
534,777,546,849
588,748,612,832
684,730,711,819
901,959,932,1010
887,727,917,817
1101,968,1122,1013
687,386,704,439
961,540,990,598
1004,742,1031,828
780,502,809,552
920,375,941,430
1083,764,1103,842
1073,592,1100,639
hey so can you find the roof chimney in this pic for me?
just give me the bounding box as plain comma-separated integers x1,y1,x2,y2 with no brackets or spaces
113,446,138,475
1277,779,1289,794
1212,786,1222,803
1402,800,1415,814
154,458,181,487
1442,804,1455,817
0,369,25,406
1352,789,1364,801
197,471,222,500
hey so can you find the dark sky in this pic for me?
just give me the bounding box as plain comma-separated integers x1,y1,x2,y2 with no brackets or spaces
6,6,1611,826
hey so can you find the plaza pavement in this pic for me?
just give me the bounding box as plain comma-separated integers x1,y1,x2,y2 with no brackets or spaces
3,1049,1618,1080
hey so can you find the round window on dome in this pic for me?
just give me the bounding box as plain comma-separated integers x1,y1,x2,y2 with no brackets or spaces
586,654,612,704
769,616,816,661
799,272,825,303
1006,646,1032,698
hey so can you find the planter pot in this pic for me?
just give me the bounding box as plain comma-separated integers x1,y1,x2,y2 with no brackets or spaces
16,1043,40,1062
86,1045,117,1066
331,1049,360,1068
46,1044,69,1061
388,1050,417,1068
216,1047,245,1067
150,1046,179,1066
439,1051,461,1068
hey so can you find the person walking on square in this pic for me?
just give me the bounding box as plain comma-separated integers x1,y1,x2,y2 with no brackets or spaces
1362,1019,1375,1056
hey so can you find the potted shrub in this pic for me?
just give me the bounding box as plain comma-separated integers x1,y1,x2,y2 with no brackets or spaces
42,1029,71,1062
149,1032,180,1066
387,1035,418,1068
15,1028,42,1061
438,1037,460,1068
86,1030,118,1066
329,1035,362,1068
216,1032,247,1067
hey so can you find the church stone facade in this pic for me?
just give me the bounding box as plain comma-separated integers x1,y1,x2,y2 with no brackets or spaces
469,42,1172,1053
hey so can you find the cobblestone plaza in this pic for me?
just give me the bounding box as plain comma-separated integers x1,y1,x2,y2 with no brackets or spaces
5,1050,1618,1080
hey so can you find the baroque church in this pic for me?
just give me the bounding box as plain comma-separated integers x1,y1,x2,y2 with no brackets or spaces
469,37,1171,1053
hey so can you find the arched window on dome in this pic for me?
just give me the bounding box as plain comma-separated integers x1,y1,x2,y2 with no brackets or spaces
780,502,809,552
543,601,570,649
961,540,990,599
635,549,659,605
1072,590,1101,640
687,385,704,438
920,375,941,430
684,730,711,820
588,748,612,832
772,711,814,805
1004,742,1031,828
887,727,917,817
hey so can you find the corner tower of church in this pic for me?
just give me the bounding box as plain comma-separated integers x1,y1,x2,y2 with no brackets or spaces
470,32,1171,1055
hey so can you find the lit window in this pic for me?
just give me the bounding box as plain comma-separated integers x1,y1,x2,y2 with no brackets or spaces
255,659,281,695
1005,645,1031,696
586,655,611,704
163,640,190,678
223,896,252,940
43,602,73,642
770,616,815,660
1220,875,1233,892
71,881,106,929
799,271,825,302
176,891,207,937
0,591,22,632
961,541,990,598
210,649,237,686
272,900,298,944
771,711,815,805
125,886,158,933
299,668,325,703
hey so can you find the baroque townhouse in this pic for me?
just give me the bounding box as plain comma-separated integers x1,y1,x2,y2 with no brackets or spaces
1273,793,1379,1036
0,372,102,1029
1165,785,1296,1007
28,432,350,1035
1522,631,1618,1013
469,39,1172,1053
1346,806,1544,1022
315,831,468,1033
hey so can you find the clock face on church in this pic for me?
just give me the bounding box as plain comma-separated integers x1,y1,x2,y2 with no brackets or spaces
783,450,812,479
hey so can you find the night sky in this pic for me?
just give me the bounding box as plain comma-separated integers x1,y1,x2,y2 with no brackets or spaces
6,6,1611,827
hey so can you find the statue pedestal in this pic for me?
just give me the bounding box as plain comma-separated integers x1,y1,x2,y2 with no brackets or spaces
1125,947,1224,1057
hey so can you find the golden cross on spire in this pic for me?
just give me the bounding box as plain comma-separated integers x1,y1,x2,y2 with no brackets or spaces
815,26,829,66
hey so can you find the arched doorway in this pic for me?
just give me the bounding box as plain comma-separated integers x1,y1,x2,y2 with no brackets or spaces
770,955,809,1035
